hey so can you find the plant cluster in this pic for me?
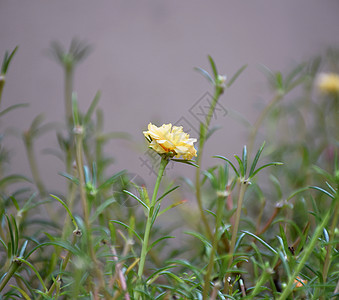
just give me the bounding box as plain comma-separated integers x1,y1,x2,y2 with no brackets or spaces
0,41,338,299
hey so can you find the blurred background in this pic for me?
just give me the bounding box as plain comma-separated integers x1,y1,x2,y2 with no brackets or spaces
1,0,339,192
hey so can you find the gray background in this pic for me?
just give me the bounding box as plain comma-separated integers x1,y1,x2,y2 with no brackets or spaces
1,1,339,192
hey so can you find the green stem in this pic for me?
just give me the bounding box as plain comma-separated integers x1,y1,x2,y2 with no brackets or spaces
277,207,332,300
138,158,168,278
65,67,74,128
23,133,47,197
202,195,225,300
74,130,108,298
248,266,273,299
47,234,77,297
0,259,21,292
224,179,248,294
228,180,247,267
0,75,5,108
322,200,339,285
195,86,223,240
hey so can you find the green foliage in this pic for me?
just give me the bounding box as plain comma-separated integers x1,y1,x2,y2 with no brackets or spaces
0,44,338,300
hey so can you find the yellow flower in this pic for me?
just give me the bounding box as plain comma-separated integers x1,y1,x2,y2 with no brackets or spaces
316,72,339,94
143,123,197,160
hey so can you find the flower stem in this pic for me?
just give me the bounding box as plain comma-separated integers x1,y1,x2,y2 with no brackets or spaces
224,179,248,294
0,75,5,108
322,199,339,286
74,129,108,298
277,206,332,300
195,86,223,240
64,66,74,128
202,194,226,300
23,131,47,197
138,158,168,278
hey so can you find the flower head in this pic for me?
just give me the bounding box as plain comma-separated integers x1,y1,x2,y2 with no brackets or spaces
316,72,339,94
143,123,197,160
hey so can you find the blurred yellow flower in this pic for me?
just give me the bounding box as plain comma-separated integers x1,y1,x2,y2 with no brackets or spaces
316,72,339,94
143,123,197,160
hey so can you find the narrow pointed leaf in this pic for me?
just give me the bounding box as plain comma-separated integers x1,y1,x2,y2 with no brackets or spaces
242,230,277,254
309,186,335,199
84,90,101,125
123,190,149,210
234,155,244,177
214,155,240,178
110,220,142,242
98,170,126,191
90,197,116,223
242,146,248,176
208,55,218,79
249,142,266,177
0,103,28,118
50,194,78,230
150,203,161,227
156,185,180,203
171,159,199,168
16,258,47,292
147,236,175,253
227,64,247,88
194,67,214,84
250,162,283,179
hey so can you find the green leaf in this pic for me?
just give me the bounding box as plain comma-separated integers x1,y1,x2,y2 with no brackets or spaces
150,203,161,227
147,236,175,253
72,93,80,126
194,67,214,84
9,285,30,300
19,241,28,258
90,197,116,223
278,225,290,257
98,170,126,191
286,186,309,202
241,230,277,254
123,190,149,210
275,71,284,90
110,220,142,242
234,232,246,253
234,154,244,177
214,155,240,178
84,90,101,125
50,194,78,231
249,142,265,177
205,125,221,141
171,159,199,168
11,215,19,255
309,186,335,199
184,231,212,249
16,258,47,292
227,64,247,88
208,55,218,79
156,185,180,203
0,237,8,252
1,46,18,74
6,215,15,256
249,162,283,179
146,265,176,283
242,146,247,176
0,174,31,187
0,103,28,118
